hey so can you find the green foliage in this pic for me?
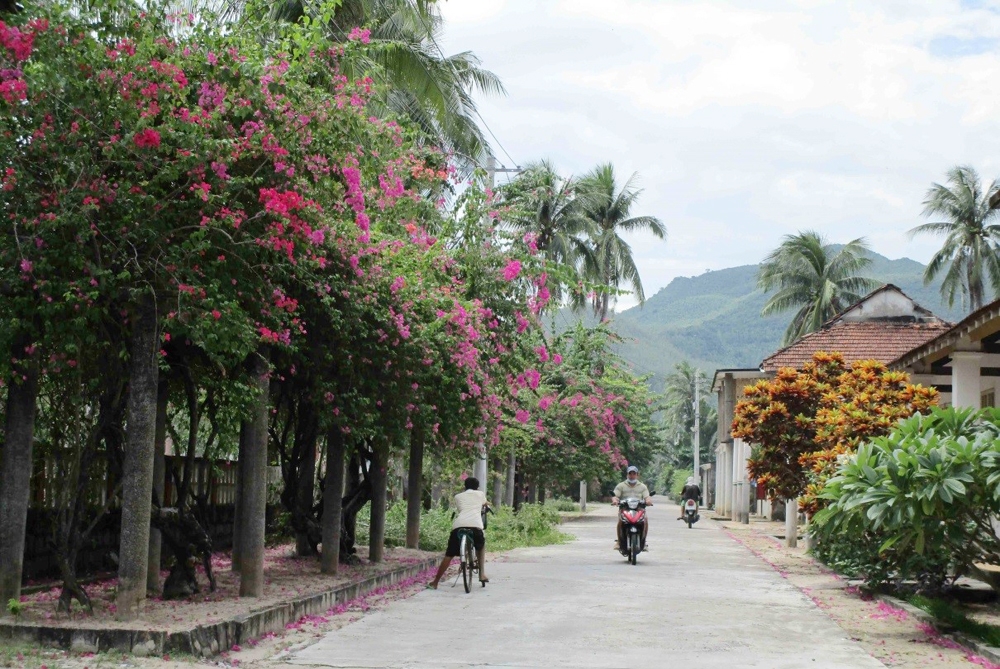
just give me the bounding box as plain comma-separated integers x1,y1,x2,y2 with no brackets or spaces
757,231,879,345
910,165,1000,311
552,497,578,512
907,594,1000,647
358,502,568,553
814,407,1000,592
6,598,24,617
670,469,693,500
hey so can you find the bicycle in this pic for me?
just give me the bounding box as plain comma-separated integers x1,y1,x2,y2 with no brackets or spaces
453,505,493,593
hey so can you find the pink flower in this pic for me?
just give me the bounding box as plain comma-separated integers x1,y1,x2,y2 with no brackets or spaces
348,27,372,44
525,369,541,390
19,258,31,273
539,396,554,410
212,310,222,320
502,259,521,281
535,346,549,363
515,409,530,423
553,354,563,365
133,128,161,149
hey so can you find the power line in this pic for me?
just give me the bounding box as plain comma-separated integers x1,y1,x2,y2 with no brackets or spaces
413,8,520,169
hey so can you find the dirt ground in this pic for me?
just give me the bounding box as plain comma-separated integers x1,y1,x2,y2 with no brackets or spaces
720,518,1000,669
9,543,432,633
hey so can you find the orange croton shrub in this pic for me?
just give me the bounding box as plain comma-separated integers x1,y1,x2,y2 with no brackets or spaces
732,352,938,514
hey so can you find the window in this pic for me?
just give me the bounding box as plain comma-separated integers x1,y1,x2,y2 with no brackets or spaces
983,390,996,408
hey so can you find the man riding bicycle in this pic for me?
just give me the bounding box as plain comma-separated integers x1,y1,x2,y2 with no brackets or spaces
427,477,489,589
611,465,653,549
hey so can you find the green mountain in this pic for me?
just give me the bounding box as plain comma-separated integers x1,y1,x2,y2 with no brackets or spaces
553,252,971,391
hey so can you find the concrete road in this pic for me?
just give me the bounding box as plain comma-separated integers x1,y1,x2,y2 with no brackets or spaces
289,504,884,669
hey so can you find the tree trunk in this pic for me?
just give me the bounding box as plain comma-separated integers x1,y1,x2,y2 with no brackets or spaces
295,407,318,557
526,481,537,505
491,456,503,508
504,447,516,507
368,444,388,563
405,435,424,549
321,429,345,574
116,295,160,621
147,380,168,594
231,422,247,572
239,349,270,597
0,340,39,610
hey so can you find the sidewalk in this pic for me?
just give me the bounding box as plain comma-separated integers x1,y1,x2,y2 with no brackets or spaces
715,514,1000,669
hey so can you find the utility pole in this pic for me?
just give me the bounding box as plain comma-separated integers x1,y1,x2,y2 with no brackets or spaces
693,373,700,477
486,155,522,190
483,154,522,504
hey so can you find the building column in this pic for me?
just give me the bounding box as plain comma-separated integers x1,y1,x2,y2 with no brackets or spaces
952,351,983,410
738,440,750,524
723,443,734,516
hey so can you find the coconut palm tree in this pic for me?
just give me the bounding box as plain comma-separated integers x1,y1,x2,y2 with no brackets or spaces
179,0,504,166
577,163,665,321
908,165,1000,312
662,362,716,470
758,231,879,345
498,161,593,308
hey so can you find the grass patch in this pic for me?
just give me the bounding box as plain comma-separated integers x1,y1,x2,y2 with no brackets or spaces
908,594,1000,647
356,502,570,553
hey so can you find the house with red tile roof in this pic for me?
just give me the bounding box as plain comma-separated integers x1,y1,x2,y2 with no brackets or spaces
710,284,953,527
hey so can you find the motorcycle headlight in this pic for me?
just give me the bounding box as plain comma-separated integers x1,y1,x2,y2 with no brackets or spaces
627,499,638,510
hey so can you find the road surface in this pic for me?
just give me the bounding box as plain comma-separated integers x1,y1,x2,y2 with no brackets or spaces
289,503,883,669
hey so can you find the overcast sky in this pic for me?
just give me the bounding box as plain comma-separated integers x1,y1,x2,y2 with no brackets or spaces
438,0,1000,310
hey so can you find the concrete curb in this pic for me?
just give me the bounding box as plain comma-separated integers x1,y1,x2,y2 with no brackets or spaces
0,558,437,658
873,593,1000,665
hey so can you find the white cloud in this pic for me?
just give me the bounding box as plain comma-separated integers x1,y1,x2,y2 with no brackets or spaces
438,0,1000,298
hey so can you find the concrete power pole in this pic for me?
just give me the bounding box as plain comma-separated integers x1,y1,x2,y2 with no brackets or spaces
482,154,522,504
693,373,700,477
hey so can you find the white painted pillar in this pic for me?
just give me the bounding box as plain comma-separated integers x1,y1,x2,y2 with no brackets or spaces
952,351,983,410
730,441,740,523
722,443,733,516
785,498,798,548
738,439,750,524
579,480,587,512
473,443,489,498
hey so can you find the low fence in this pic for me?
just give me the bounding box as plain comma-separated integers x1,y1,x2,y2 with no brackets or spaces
23,455,282,583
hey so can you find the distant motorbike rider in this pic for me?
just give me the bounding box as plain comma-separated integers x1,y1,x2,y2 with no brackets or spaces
677,476,701,520
611,465,653,548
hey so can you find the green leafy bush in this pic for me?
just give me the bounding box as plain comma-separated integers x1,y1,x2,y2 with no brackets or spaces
357,502,567,553
814,407,1000,593
552,497,579,512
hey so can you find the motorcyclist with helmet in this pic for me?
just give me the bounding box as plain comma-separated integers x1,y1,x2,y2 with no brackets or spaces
677,475,702,520
611,465,653,549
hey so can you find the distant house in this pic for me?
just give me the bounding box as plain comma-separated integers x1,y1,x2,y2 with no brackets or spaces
711,284,952,521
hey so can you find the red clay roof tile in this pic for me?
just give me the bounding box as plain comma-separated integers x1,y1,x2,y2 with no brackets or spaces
760,321,953,372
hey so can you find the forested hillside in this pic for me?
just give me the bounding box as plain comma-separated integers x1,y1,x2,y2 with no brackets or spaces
554,252,971,391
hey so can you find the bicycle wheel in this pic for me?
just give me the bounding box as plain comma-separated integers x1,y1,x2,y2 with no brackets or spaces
461,535,472,593
629,533,639,565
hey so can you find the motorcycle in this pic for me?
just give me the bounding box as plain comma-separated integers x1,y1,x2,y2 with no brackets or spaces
683,498,700,528
617,498,648,565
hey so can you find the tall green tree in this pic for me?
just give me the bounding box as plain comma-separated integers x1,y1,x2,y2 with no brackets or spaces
200,0,504,165
662,362,716,469
498,160,592,307
577,163,665,321
909,165,1000,312
758,231,878,345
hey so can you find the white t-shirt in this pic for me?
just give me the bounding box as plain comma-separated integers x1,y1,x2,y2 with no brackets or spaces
452,489,488,530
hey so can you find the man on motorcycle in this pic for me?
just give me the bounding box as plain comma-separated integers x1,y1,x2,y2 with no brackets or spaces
611,465,652,548
678,475,701,520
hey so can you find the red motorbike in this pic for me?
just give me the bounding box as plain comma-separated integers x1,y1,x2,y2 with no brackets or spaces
617,498,648,565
